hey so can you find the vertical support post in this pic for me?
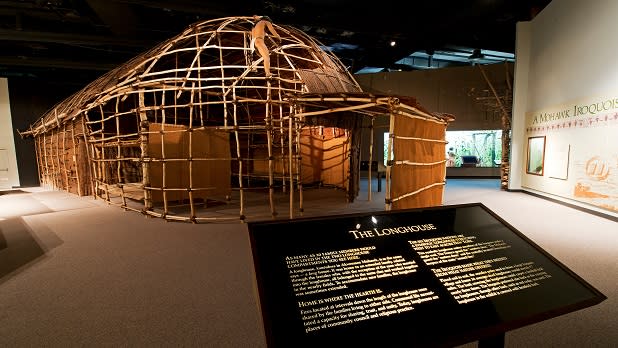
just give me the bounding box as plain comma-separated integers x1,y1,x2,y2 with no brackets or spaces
97,105,110,201
47,133,51,188
188,83,196,222
98,105,107,189
160,125,168,218
266,86,276,218
295,114,303,215
442,123,448,203
50,133,56,187
195,34,204,127
160,90,169,217
115,98,122,185
45,133,50,188
35,136,43,187
385,112,395,211
82,113,96,197
62,123,69,190
231,87,244,221
368,116,374,201
478,63,511,190
54,110,62,189
52,131,56,188
280,106,287,193
47,132,51,187
54,131,60,189
138,90,152,212
114,98,128,208
40,134,45,187
72,122,82,196
288,113,294,219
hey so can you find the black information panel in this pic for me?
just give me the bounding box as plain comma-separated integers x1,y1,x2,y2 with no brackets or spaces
247,203,606,348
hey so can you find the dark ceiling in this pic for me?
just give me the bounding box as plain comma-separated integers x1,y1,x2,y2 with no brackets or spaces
0,0,551,84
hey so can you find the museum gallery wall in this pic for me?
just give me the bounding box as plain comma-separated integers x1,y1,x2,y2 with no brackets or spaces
0,78,20,189
513,0,618,216
522,97,618,213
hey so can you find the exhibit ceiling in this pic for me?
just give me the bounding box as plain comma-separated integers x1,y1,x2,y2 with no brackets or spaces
0,0,551,82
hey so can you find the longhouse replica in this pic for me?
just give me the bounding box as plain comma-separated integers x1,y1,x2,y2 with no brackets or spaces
21,16,454,223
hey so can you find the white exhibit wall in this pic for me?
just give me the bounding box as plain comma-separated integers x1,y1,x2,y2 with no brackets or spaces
0,78,20,189
512,0,618,217
510,21,532,190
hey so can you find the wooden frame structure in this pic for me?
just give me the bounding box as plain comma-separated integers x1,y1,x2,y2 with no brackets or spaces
475,62,513,190
21,16,454,223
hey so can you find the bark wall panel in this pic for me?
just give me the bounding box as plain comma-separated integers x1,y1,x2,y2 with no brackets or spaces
321,136,349,189
148,123,231,203
390,115,446,210
299,131,324,184
34,118,91,195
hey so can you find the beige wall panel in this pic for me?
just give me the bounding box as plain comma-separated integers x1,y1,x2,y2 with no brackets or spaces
148,123,230,203
390,116,446,209
321,136,348,189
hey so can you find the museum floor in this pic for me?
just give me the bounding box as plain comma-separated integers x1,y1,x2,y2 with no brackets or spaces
0,179,616,347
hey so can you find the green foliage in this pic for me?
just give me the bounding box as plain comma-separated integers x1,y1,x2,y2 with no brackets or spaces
383,130,503,168
445,130,502,167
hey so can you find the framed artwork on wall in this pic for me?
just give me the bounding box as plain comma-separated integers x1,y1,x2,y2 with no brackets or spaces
527,136,546,175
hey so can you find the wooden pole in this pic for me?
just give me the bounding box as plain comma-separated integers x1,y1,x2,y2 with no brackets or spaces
295,113,303,215
266,86,276,218
231,87,244,221
160,89,169,217
35,136,43,187
41,133,46,187
45,133,50,188
138,90,152,212
477,64,509,121
368,116,374,201
62,123,69,190
53,131,59,188
288,113,294,219
114,98,128,208
478,63,511,190
280,109,287,193
82,113,96,197
385,112,395,211
196,34,204,127
188,82,196,222
71,122,82,196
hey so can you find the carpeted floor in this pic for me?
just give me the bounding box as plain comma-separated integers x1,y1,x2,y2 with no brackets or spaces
0,179,615,347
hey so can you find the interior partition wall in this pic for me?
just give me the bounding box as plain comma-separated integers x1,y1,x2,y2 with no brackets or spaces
512,0,618,218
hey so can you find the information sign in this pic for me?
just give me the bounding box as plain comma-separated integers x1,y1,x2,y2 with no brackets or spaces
247,203,606,347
